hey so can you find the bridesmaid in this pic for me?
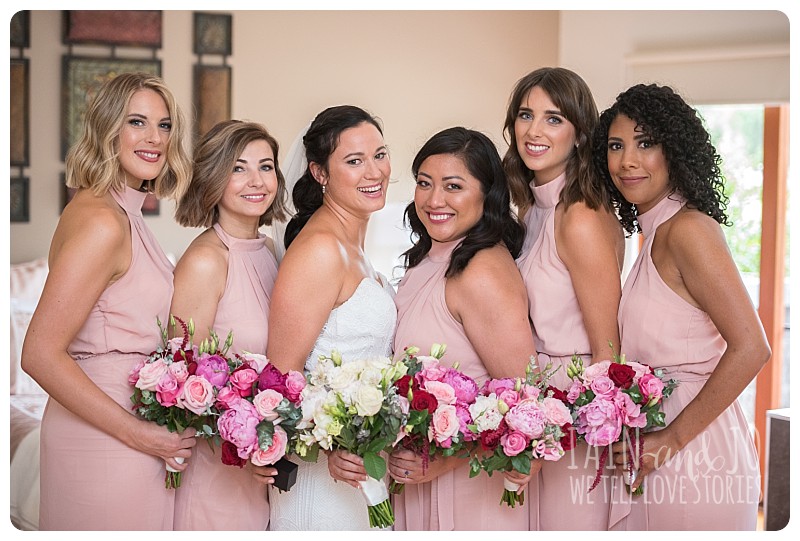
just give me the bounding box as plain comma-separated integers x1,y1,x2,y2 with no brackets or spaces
21,73,195,530
388,127,536,530
593,83,768,530
502,67,625,530
171,120,288,530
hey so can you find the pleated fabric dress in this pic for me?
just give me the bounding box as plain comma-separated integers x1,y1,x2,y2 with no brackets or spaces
39,186,176,530
392,239,529,531
515,173,612,530
173,223,279,530
608,193,760,530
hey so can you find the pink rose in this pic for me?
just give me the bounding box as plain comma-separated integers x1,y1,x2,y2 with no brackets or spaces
215,386,242,410
284,371,306,402
589,376,617,399
583,360,612,384
501,430,529,457
128,360,145,386
155,371,181,407
195,353,230,388
542,396,572,426
135,359,169,391
442,370,479,404
229,367,259,397
251,426,289,466
179,375,215,414
425,381,457,405
417,358,448,382
240,352,269,373
498,388,521,409
218,400,260,458
520,384,541,401
505,398,546,439
638,373,665,405
253,389,285,421
429,404,460,443
169,360,189,383
454,403,476,441
627,361,651,380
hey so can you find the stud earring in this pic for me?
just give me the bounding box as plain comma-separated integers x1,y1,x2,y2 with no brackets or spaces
321,184,326,194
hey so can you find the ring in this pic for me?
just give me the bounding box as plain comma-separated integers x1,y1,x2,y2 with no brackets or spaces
404,470,410,477
626,469,638,486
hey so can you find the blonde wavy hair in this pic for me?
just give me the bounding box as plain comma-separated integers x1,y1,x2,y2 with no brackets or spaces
65,72,192,200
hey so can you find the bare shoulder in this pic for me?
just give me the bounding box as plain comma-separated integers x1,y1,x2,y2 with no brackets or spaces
174,229,227,281
452,245,523,296
57,191,128,252
662,208,728,259
560,201,620,239
558,201,624,268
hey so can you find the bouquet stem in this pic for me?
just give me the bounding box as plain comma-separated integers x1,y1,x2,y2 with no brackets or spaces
359,477,394,529
500,478,525,508
165,457,184,489
388,478,405,495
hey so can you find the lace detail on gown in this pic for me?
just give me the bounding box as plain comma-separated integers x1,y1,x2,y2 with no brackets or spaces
269,276,397,530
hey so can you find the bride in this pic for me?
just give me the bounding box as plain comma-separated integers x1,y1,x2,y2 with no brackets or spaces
254,105,396,530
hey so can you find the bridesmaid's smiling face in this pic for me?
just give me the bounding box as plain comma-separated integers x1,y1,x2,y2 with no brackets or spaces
118,89,171,190
218,139,279,224
606,114,672,214
414,153,484,244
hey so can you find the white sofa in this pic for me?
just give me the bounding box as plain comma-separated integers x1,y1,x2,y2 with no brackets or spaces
10,257,49,531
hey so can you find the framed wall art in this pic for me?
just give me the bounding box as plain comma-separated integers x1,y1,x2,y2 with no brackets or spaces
61,56,161,159
193,64,231,140
11,58,29,166
11,177,30,223
193,12,232,56
63,10,162,48
11,10,30,49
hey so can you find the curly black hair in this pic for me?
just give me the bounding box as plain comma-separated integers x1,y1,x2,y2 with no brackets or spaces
591,83,730,235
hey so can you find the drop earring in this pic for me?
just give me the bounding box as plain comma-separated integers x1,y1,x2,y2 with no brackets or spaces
321,184,326,194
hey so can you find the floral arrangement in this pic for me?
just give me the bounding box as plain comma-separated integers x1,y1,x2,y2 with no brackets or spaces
389,344,479,494
468,359,574,507
293,350,409,529
215,352,305,492
564,348,678,494
129,316,232,488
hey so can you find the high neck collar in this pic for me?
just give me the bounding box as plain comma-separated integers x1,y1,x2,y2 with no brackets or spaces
637,192,687,237
213,222,266,251
531,172,566,209
428,238,462,263
113,184,148,217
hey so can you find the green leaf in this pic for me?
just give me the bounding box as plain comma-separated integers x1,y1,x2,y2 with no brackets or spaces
510,454,531,474
363,452,386,480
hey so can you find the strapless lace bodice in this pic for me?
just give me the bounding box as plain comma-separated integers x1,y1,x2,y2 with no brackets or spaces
305,276,397,371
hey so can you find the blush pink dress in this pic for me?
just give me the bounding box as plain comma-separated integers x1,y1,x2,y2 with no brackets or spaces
608,193,760,530
392,239,529,531
39,186,175,530
516,173,612,530
173,223,279,530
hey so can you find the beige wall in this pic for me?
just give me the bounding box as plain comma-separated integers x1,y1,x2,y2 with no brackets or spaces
9,10,559,265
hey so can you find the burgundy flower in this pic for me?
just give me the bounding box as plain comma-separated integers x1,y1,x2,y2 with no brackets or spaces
394,375,412,398
411,389,437,414
608,363,636,388
479,419,507,451
547,385,568,403
257,363,287,395
221,441,246,468
560,423,577,452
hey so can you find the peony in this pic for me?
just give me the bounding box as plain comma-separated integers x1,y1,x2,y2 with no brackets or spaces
520,384,541,401
429,404,460,443
483,378,516,396
442,370,478,404
505,398,547,439
454,403,476,442
250,426,289,466
469,394,504,432
500,430,528,457
229,366,259,397
218,400,261,458
253,388,285,421
258,363,287,395
479,419,507,451
179,375,215,414
135,358,169,391
576,398,622,447
614,391,647,428
195,353,230,388
542,396,572,426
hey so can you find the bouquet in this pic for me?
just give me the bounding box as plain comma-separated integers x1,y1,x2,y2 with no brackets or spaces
468,359,574,507
215,352,305,492
293,350,408,529
129,316,232,488
389,344,479,494
564,347,678,495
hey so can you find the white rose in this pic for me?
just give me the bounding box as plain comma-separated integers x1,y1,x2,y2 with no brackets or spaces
329,363,360,391
354,384,384,417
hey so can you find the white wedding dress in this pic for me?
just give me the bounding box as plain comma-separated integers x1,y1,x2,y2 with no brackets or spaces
268,275,397,531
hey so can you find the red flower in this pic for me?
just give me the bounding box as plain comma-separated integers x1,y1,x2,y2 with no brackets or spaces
547,385,568,403
395,375,412,398
559,423,577,451
479,420,507,451
411,389,437,414
608,363,635,388
220,441,246,468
